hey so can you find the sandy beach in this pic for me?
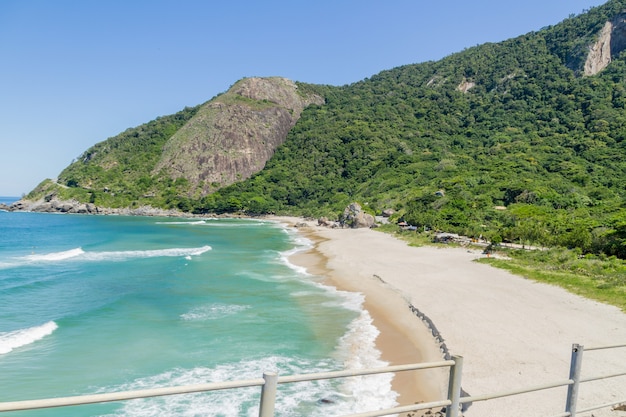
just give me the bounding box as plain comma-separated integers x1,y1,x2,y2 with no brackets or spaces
275,217,626,417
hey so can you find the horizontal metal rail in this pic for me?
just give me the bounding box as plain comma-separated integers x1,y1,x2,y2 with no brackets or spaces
1,344,624,417
515,343,626,417
0,361,453,414
277,360,454,384
584,343,626,351
0,378,266,412
459,379,574,404
549,397,626,417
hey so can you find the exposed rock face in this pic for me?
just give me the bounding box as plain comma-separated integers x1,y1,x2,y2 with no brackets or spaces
381,208,395,217
456,79,475,93
585,21,614,75
340,202,375,228
153,77,324,196
584,13,626,76
9,198,100,214
8,197,192,217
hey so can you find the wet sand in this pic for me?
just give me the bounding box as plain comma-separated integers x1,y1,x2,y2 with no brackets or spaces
282,219,447,413
273,217,626,417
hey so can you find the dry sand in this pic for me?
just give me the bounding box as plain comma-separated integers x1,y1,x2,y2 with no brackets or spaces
273,217,626,417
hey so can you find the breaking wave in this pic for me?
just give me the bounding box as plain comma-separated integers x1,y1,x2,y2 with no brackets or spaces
0,321,58,355
24,248,85,262
5,246,212,268
99,351,395,417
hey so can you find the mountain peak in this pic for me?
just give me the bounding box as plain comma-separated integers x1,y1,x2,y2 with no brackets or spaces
153,77,324,196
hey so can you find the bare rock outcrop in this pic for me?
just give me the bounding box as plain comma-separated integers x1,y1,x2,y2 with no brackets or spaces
456,78,475,93
7,196,192,217
584,13,626,76
153,77,324,196
8,197,100,214
340,202,375,228
381,208,395,217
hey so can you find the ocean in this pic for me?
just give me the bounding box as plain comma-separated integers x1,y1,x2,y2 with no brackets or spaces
0,199,396,416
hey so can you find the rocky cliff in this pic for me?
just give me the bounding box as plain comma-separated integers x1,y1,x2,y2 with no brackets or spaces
585,12,626,75
153,77,324,195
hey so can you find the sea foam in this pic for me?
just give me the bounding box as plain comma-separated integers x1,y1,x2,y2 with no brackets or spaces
25,247,85,262
155,220,207,225
180,303,250,321
277,229,313,277
15,246,212,265
99,353,394,417
99,234,397,416
275,221,398,413
0,321,58,355
156,218,271,227
334,310,397,411
83,245,212,261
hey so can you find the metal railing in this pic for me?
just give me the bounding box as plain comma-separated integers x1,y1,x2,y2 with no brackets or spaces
1,344,624,417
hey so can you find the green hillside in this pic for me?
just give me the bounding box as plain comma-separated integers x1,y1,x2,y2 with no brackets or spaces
27,0,626,258
204,1,626,256
29,105,200,208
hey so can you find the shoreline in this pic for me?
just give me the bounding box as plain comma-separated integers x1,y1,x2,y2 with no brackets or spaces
273,216,626,417
278,217,448,413
6,208,625,415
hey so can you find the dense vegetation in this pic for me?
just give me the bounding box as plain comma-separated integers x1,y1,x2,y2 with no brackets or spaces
27,0,626,259
30,106,200,208
204,1,626,258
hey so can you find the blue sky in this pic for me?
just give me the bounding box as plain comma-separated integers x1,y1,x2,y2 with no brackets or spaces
0,0,607,196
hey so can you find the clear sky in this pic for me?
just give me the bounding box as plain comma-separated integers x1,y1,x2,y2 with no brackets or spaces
0,0,607,196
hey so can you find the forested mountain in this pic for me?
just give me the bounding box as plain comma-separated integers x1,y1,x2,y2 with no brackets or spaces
26,77,322,210
22,0,626,257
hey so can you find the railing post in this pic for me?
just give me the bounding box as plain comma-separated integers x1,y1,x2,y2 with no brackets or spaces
446,355,464,417
258,372,278,417
565,343,584,417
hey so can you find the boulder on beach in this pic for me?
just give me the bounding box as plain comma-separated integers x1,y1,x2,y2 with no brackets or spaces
381,208,395,217
340,202,375,228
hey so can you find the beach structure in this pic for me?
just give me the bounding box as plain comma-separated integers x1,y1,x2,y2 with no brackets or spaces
0,343,624,416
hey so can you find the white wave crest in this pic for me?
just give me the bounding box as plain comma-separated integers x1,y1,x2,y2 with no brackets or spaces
180,303,250,321
320,285,365,312
98,309,395,416
15,246,212,265
155,220,207,225
0,321,58,355
99,354,395,417
275,228,314,276
0,261,17,270
83,245,212,261
193,222,267,227
25,247,85,262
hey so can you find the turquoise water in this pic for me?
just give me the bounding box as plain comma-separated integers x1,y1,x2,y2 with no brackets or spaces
0,209,395,416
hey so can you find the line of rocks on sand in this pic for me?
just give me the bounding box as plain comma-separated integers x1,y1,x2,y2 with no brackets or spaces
408,303,471,415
